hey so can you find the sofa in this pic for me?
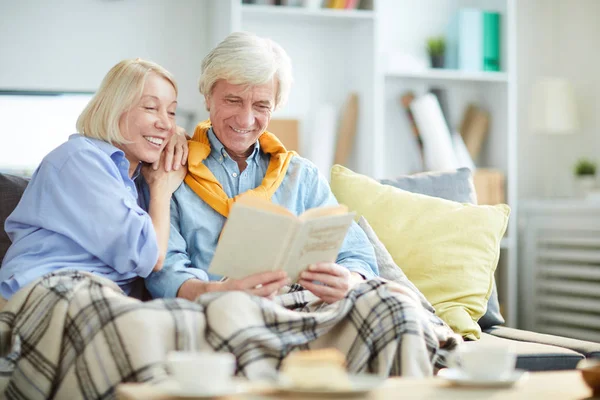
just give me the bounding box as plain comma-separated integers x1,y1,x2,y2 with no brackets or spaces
2,171,600,372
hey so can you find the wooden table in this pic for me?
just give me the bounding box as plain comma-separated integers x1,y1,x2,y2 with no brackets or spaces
117,371,593,400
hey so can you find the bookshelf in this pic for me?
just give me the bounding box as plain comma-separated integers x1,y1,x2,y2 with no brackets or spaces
379,0,518,327
385,69,509,83
204,0,518,327
241,4,375,21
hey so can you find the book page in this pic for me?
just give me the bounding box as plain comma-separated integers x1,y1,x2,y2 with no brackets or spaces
208,203,298,279
236,195,295,218
299,204,348,221
283,212,355,282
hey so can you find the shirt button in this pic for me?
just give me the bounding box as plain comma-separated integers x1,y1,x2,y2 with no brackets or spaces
219,157,223,162
232,173,238,178
127,187,132,191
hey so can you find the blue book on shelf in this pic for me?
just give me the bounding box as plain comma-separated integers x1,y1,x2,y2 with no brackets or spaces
458,8,483,71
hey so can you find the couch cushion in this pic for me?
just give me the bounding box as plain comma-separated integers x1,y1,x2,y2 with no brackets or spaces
379,168,505,329
330,164,510,340
486,326,600,360
357,216,435,314
470,332,584,371
380,167,478,204
477,284,505,330
0,173,28,263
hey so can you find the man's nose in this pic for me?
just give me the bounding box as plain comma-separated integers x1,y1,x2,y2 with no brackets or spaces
236,106,254,128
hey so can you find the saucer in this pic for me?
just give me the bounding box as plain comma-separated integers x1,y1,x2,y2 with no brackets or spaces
437,368,529,388
163,382,244,398
276,374,385,396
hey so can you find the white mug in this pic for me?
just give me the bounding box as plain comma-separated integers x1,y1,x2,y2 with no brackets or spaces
166,351,236,393
448,344,516,380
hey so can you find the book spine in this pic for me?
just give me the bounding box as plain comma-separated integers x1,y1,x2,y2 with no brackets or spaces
483,12,501,71
345,0,359,9
458,8,483,71
410,94,459,171
400,92,424,170
428,87,452,134
444,11,459,69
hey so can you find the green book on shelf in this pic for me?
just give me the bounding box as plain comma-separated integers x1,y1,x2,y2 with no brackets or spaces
483,12,501,71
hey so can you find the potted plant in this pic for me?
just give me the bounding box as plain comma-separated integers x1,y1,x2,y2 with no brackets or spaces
426,36,446,69
574,157,597,196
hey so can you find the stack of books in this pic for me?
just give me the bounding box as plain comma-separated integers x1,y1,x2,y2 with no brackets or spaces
445,8,501,72
243,0,362,8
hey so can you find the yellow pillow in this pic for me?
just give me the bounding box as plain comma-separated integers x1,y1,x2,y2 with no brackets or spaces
330,165,510,339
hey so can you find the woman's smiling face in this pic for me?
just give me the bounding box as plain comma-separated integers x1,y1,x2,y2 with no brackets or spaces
118,73,178,173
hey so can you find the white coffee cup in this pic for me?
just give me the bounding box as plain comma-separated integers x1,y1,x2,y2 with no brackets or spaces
166,351,236,393
449,344,516,380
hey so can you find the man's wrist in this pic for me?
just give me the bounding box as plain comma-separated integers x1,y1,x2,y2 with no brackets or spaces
349,271,366,287
177,278,219,301
350,271,366,280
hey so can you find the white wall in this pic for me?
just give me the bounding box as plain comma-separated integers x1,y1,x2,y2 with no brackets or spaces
3,0,599,197
0,0,211,121
517,0,600,199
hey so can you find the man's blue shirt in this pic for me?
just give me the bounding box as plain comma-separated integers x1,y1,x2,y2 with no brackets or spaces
145,128,378,298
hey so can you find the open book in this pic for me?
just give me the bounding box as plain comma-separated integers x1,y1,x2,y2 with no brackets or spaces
208,196,355,282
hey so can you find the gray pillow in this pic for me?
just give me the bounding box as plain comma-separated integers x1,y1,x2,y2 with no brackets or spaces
379,167,505,329
357,216,435,314
0,173,29,264
380,167,478,204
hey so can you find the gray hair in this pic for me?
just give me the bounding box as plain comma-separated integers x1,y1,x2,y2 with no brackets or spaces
199,32,293,110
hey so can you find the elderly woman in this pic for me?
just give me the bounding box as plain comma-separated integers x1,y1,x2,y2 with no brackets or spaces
145,32,379,302
0,58,187,299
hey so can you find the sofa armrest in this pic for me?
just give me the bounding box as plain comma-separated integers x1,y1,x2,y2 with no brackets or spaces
485,326,600,358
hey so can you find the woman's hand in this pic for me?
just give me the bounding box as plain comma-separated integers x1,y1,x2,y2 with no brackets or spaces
142,150,187,196
142,150,187,272
298,263,364,304
153,126,189,172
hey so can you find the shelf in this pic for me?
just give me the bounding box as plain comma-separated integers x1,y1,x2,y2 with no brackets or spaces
241,5,375,22
385,69,509,83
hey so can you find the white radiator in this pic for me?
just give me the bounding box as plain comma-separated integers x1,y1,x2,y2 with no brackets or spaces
522,223,600,342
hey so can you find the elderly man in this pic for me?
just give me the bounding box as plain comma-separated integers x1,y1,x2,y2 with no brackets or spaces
145,32,378,302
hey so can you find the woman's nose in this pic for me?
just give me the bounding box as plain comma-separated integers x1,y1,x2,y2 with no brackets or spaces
155,110,172,131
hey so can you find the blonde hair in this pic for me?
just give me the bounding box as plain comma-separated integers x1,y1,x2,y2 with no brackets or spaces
199,32,293,110
76,58,177,144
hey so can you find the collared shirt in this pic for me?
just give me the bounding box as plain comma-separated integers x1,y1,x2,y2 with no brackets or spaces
145,128,378,299
0,134,158,299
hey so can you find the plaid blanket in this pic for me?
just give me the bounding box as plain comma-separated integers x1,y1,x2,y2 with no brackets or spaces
0,271,460,399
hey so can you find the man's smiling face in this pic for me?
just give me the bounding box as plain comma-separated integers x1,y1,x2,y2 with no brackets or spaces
205,78,276,160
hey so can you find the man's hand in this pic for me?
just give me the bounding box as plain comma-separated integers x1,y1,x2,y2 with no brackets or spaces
177,271,290,301
298,263,364,304
221,270,290,298
153,126,189,172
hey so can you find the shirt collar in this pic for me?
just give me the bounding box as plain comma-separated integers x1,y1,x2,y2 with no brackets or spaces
70,133,141,179
207,128,261,164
